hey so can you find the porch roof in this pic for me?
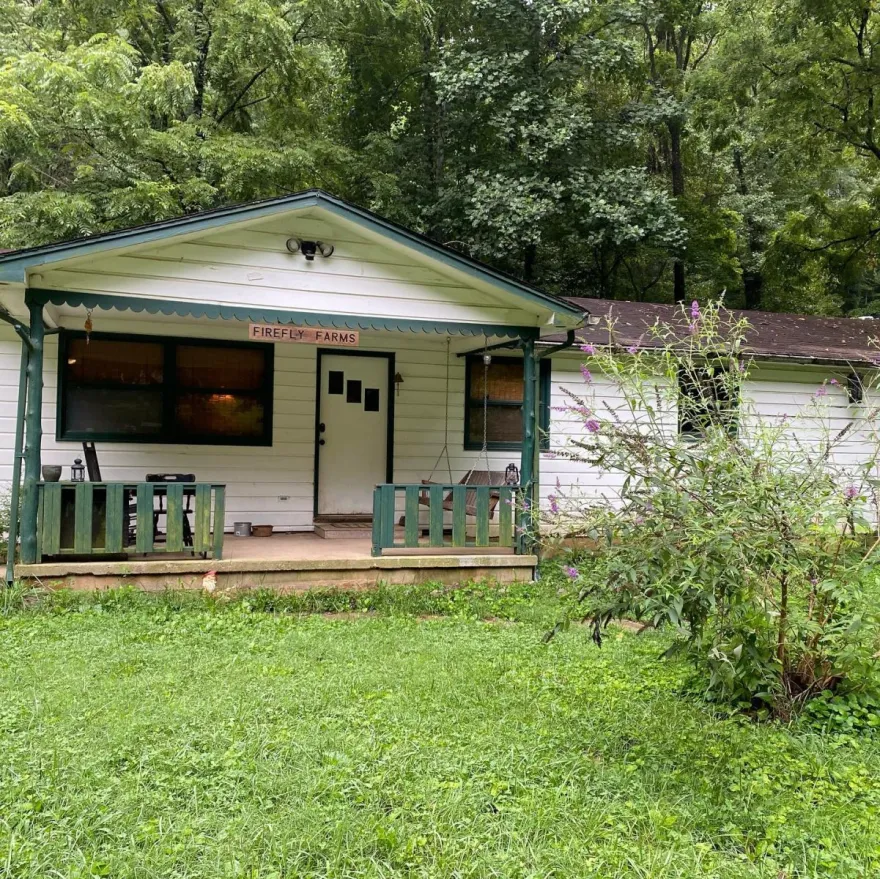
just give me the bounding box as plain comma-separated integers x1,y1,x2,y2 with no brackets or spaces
26,288,538,338
0,190,584,328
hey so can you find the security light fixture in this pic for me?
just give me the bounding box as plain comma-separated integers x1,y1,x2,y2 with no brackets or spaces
285,238,335,260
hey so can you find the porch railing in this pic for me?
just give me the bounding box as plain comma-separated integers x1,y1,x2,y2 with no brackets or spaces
371,483,518,556
35,482,226,562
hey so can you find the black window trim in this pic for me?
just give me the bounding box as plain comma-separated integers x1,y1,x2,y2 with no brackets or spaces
57,329,275,447
463,354,551,451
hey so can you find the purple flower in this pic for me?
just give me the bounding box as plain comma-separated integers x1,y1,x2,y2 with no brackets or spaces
581,365,593,383
626,345,638,355
829,378,840,386
845,485,859,501
815,386,828,397
580,343,595,354
548,494,559,514
585,418,600,433
810,577,819,587
564,566,579,579
690,300,700,320
688,322,698,335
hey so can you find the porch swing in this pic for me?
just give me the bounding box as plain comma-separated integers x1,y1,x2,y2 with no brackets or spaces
416,337,520,520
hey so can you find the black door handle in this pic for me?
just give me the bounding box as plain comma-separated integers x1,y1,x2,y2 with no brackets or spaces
319,439,326,446
319,423,326,432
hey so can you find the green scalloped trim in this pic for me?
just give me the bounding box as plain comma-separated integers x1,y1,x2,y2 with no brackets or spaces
27,288,538,339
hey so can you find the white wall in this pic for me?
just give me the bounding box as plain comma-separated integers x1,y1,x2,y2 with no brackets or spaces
541,355,880,510
0,316,521,531
32,210,542,328
4,322,873,532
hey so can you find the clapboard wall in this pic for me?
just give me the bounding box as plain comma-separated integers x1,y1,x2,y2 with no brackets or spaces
540,353,880,509
0,317,518,531
2,324,877,530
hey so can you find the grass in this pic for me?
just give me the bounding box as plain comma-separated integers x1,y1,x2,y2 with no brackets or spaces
1,582,879,878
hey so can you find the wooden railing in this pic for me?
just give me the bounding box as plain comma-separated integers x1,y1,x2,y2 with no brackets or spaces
35,482,226,562
371,483,518,556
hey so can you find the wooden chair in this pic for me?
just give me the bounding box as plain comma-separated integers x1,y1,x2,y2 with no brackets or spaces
82,441,136,547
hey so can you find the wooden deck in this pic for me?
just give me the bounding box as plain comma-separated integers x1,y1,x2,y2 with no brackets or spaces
16,533,537,591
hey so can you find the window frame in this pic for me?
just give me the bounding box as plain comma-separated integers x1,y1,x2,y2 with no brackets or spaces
57,329,275,447
463,354,551,451
677,361,739,439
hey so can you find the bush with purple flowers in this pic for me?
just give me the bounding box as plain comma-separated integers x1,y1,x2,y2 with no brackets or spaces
544,300,880,718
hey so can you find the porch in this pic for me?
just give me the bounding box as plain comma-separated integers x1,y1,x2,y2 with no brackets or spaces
16,532,537,591
0,191,584,589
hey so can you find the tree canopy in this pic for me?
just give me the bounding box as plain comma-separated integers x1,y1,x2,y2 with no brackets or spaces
2,0,880,313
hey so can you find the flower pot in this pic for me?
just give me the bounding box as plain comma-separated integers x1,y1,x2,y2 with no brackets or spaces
251,525,274,538
41,464,62,482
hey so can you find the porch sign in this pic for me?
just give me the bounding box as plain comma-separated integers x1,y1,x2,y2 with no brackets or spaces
248,324,359,346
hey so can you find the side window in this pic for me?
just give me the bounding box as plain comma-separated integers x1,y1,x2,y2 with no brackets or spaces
678,363,738,437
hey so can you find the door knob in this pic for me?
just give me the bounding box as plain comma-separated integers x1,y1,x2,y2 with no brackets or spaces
319,423,326,432
319,439,326,446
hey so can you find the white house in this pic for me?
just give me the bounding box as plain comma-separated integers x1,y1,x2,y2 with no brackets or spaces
0,190,876,589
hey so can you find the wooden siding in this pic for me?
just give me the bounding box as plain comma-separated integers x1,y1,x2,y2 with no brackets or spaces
32,212,541,327
0,318,522,532
3,322,875,535
540,355,880,510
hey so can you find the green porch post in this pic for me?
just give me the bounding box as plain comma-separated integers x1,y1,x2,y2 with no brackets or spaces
519,336,537,553
5,339,30,581
19,294,44,565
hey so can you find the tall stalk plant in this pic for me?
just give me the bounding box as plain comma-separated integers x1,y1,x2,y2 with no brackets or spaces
546,301,880,717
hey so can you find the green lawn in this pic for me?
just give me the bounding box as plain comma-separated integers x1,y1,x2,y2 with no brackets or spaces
1,591,879,878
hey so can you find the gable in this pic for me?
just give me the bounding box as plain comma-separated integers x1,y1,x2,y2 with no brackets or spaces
0,191,584,335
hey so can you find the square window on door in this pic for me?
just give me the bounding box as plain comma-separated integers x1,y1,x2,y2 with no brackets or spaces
346,380,362,403
365,388,380,412
328,371,344,394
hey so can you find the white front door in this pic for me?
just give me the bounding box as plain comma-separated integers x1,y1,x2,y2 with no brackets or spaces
317,353,390,516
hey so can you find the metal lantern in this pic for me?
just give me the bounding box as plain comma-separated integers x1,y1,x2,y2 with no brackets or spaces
71,457,85,482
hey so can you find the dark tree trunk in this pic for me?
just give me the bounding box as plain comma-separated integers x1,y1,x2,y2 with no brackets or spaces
733,147,764,310
669,119,686,303
523,242,537,282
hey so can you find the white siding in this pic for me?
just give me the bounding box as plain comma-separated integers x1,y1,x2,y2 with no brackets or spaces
0,315,521,531
3,322,874,532
31,211,541,328
541,357,880,510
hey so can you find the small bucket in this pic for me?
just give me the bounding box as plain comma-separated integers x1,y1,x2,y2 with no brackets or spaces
233,521,252,537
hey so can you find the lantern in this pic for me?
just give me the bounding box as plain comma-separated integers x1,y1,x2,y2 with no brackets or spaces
71,457,85,482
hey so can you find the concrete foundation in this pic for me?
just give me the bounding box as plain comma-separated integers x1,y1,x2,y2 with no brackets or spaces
16,534,536,591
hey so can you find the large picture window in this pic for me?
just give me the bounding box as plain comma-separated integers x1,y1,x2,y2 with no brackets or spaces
464,355,551,451
58,331,274,446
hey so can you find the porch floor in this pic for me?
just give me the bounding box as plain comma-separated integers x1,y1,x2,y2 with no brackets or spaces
17,532,536,591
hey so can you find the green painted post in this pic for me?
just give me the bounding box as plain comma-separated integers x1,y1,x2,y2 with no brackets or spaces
404,486,420,547
5,339,29,581
371,487,383,557
212,486,226,559
19,296,44,566
518,336,537,554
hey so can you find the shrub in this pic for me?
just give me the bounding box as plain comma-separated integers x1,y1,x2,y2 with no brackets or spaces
544,300,880,717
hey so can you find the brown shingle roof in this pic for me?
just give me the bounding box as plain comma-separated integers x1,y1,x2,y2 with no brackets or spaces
548,297,880,366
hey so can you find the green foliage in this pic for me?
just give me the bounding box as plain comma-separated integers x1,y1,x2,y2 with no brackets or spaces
3,0,880,308
546,301,880,716
1,598,880,876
